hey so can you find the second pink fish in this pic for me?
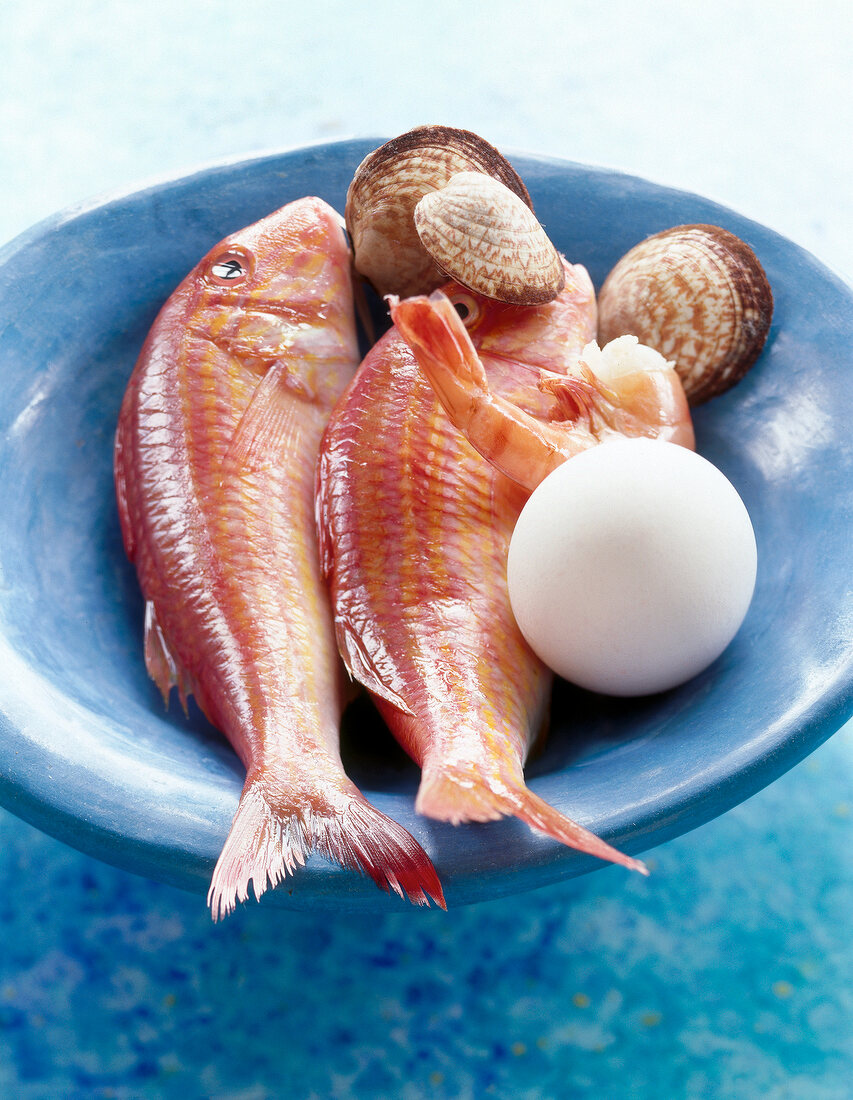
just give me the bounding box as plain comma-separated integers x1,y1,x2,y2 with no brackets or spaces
317,262,650,873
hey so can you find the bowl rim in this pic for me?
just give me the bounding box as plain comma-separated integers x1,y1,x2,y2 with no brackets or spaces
1,137,852,912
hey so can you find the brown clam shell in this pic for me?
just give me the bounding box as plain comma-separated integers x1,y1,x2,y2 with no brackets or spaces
597,224,774,405
345,125,533,299
414,172,565,306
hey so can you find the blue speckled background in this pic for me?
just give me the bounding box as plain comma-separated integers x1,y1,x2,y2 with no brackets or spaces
2,731,851,1098
2,3,851,1097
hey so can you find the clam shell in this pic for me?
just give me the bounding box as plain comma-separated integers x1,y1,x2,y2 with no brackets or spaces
345,125,532,298
414,172,565,306
597,224,773,405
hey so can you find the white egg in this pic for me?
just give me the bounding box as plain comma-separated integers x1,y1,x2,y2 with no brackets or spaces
506,438,757,696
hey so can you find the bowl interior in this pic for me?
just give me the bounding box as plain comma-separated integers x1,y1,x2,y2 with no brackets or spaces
1,139,852,909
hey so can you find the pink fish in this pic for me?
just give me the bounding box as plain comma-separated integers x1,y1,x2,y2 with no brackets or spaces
317,262,651,872
114,196,445,918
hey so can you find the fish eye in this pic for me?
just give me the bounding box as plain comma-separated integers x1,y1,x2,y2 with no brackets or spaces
206,250,251,287
449,292,481,327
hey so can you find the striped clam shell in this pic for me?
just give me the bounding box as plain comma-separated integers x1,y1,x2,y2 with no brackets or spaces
345,125,535,299
597,224,773,405
414,172,565,306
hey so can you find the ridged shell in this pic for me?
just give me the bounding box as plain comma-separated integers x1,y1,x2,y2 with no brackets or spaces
345,125,533,299
597,224,774,405
414,172,565,306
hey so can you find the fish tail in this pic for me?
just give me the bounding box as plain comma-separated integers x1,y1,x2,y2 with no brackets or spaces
415,766,507,825
207,777,446,920
509,785,649,876
416,764,648,876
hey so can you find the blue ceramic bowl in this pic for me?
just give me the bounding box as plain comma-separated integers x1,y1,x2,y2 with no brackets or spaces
1,140,851,912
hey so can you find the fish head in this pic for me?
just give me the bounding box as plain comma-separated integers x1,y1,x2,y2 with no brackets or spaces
197,196,350,306
185,196,358,398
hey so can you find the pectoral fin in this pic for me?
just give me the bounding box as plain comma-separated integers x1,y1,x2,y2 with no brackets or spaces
221,361,305,479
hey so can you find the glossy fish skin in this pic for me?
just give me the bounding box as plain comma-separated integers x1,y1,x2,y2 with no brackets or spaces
115,197,444,918
317,262,648,874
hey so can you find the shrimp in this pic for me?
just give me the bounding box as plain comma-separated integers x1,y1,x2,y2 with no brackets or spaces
390,289,694,494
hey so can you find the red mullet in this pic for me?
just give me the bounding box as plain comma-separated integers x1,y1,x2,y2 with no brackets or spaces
115,197,444,918
317,262,648,874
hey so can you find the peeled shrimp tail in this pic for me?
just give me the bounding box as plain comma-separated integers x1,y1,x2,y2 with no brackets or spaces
208,775,446,921
416,762,648,876
390,292,573,491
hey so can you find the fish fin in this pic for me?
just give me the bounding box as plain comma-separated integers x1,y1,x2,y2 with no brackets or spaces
315,447,416,717
220,361,302,480
314,445,337,583
416,765,648,876
332,616,416,717
416,768,506,825
509,785,649,875
143,600,193,714
207,777,446,920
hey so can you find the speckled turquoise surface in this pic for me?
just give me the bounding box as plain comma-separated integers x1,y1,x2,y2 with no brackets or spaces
2,3,852,1097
